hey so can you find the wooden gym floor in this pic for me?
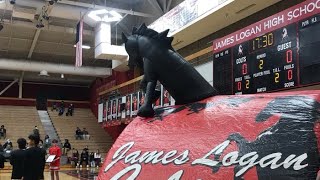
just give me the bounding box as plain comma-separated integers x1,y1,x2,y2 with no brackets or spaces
0,168,99,180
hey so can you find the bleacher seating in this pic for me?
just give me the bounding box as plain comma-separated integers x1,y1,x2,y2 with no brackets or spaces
0,105,45,147
48,108,113,157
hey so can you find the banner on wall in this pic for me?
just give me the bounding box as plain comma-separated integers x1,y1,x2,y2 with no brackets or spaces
98,90,320,179
138,91,145,108
131,92,139,118
149,0,228,36
103,102,107,121
161,85,172,106
121,96,126,119
111,99,117,120
125,95,131,118
107,101,112,121
98,103,103,123
117,98,122,120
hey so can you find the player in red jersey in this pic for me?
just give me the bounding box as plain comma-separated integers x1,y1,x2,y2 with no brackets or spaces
49,139,61,180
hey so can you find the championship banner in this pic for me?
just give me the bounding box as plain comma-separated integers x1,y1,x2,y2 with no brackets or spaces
103,102,107,121
161,85,171,107
121,96,126,119
98,103,103,123
98,90,320,180
125,94,132,124
107,101,112,121
112,99,117,120
131,92,139,118
154,98,161,108
138,91,145,109
153,83,162,108
117,98,122,120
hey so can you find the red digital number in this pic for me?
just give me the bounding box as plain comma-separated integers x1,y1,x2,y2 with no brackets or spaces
242,63,248,75
286,50,292,63
237,82,242,91
287,69,293,80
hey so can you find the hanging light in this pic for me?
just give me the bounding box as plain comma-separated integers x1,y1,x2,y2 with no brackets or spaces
73,44,91,49
39,70,49,76
61,74,64,79
88,9,122,23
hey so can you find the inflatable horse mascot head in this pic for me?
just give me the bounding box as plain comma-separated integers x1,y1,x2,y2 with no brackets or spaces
122,23,218,117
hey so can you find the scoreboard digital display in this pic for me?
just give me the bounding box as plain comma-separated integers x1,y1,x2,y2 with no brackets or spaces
212,0,320,95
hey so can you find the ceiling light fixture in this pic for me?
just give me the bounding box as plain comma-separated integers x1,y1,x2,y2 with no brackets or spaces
73,44,91,49
61,74,64,79
39,70,49,76
88,9,122,23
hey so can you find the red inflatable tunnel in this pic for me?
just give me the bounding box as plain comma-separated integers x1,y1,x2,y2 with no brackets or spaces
98,91,320,180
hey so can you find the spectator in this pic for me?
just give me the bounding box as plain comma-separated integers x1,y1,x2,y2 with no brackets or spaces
3,142,13,159
94,149,101,167
60,101,65,109
10,138,27,180
3,139,13,149
51,103,57,111
0,125,6,139
0,152,4,169
58,101,65,116
70,148,79,167
4,143,13,152
33,126,40,137
62,139,71,155
75,127,83,140
82,128,90,140
38,140,46,180
66,104,74,116
89,152,95,167
23,134,46,180
0,143,3,152
84,146,89,153
39,140,44,149
44,135,51,150
80,149,89,167
49,139,61,180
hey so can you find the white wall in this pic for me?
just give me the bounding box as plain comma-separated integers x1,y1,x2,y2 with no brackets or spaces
195,61,213,86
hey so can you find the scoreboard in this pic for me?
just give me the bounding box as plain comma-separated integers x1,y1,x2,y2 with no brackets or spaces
212,0,320,95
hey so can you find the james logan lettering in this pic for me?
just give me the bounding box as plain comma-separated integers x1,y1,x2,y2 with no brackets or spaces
104,141,308,180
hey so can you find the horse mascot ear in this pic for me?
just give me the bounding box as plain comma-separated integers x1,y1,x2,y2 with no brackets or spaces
122,32,128,43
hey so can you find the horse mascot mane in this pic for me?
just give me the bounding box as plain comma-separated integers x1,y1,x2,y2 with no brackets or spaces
121,23,218,117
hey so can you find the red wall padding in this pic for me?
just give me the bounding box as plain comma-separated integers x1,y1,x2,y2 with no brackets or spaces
0,98,36,106
0,81,90,101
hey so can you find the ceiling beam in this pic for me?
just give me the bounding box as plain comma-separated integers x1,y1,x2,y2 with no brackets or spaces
0,79,19,96
147,0,164,15
0,58,112,77
58,0,155,18
28,29,41,59
163,0,167,13
166,0,172,12
118,23,131,36
3,19,94,36
28,1,56,59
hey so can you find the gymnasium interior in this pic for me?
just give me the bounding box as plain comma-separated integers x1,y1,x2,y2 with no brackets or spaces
0,0,319,179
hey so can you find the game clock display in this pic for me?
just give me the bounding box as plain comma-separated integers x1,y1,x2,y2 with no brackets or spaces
213,12,320,95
